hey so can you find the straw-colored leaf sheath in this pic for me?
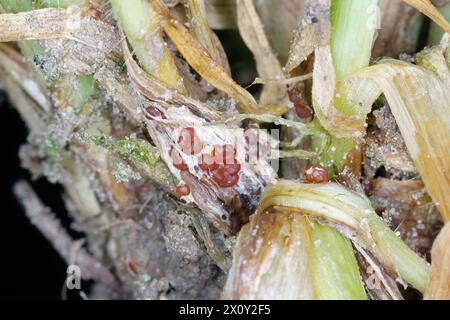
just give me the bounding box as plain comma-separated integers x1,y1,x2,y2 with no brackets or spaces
186,0,230,75
223,212,314,300
312,46,379,138
258,180,430,293
313,47,450,221
311,223,367,300
360,60,450,222
150,0,259,113
425,223,450,300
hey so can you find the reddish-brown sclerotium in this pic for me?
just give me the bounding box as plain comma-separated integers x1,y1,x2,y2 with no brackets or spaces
170,148,188,171
144,106,165,120
304,164,329,183
178,127,203,155
211,166,240,188
224,163,241,175
128,259,139,274
176,183,191,197
288,88,314,120
198,144,242,187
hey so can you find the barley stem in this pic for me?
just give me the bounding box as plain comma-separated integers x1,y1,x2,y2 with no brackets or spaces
311,222,367,300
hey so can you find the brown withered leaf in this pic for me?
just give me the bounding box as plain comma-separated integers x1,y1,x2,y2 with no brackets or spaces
425,223,450,299
186,0,231,75
151,0,260,113
223,210,313,299
236,0,289,115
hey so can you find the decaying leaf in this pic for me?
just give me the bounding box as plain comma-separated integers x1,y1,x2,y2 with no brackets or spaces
122,36,223,121
0,7,82,42
205,0,237,30
285,0,331,73
186,0,231,75
150,0,260,113
370,178,425,206
258,180,430,293
223,212,314,299
425,223,450,300
119,31,287,236
365,106,419,178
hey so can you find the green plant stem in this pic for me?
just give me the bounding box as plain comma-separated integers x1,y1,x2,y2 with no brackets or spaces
330,0,379,81
315,0,379,175
311,222,367,300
